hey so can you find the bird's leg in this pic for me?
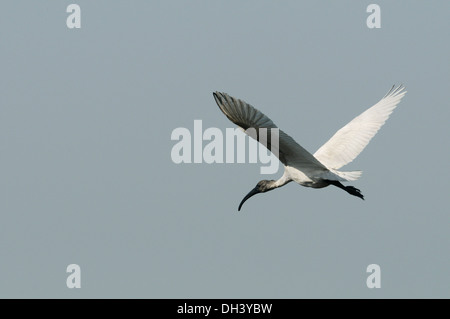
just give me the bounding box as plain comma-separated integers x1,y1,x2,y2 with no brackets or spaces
327,180,365,200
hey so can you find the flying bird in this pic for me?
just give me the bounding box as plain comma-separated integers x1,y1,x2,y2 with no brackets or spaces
213,85,406,211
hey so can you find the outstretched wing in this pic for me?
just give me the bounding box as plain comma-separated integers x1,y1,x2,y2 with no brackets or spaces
213,92,329,176
313,85,407,169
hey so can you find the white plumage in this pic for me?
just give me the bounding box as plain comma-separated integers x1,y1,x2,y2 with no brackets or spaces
314,85,406,170
213,85,406,210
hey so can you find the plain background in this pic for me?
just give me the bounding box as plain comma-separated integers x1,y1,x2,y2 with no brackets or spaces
0,1,448,298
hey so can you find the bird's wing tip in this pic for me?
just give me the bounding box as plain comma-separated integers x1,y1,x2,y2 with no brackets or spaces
384,84,407,98
212,92,222,103
213,91,229,100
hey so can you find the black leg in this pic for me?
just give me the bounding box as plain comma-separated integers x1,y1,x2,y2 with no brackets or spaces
327,180,365,200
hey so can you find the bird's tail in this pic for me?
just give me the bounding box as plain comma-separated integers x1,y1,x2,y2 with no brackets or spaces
330,169,362,181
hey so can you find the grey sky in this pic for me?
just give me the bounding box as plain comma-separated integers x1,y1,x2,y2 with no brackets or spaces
0,1,448,298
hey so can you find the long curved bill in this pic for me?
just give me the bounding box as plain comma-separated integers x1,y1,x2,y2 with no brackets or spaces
238,187,260,211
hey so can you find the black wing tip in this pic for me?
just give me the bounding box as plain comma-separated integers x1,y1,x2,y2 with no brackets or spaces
213,92,233,110
212,92,222,105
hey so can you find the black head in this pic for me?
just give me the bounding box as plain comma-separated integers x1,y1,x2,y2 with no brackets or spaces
238,180,276,211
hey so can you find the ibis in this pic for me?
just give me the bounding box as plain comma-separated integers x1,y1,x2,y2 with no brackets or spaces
212,85,407,211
